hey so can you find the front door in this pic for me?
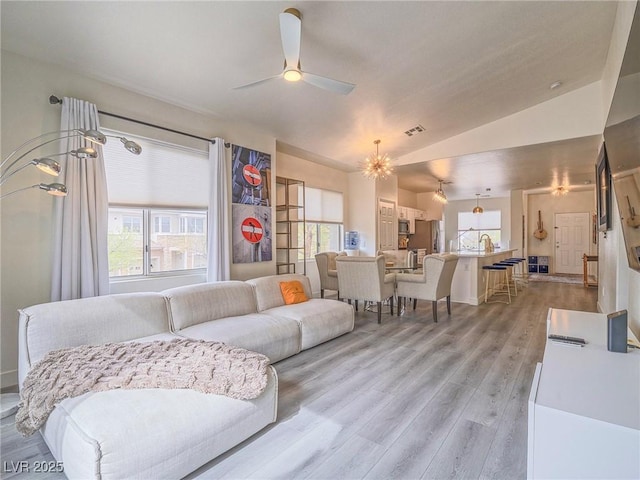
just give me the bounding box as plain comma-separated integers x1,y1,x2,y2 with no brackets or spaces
378,199,396,251
554,212,590,274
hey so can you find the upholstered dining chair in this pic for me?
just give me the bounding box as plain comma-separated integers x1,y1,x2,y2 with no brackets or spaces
314,251,345,298
395,254,459,322
377,249,414,269
335,255,396,324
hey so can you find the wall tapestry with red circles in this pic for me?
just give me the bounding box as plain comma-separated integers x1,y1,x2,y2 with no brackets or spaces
231,145,272,263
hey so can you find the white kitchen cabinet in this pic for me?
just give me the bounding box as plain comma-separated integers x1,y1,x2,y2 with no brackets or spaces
398,206,407,220
407,208,416,234
528,308,640,479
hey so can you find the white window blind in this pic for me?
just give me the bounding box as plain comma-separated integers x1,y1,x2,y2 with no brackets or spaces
305,187,343,223
459,210,501,230
103,130,209,207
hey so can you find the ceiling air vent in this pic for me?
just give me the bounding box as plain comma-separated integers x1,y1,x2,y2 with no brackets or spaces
404,124,425,137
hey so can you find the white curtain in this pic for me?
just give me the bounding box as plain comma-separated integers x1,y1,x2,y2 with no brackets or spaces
51,97,109,301
207,137,231,281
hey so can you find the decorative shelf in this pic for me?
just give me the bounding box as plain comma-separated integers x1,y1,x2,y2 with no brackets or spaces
275,176,306,275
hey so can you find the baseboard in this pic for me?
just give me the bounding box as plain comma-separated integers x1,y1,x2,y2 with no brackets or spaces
1,369,18,390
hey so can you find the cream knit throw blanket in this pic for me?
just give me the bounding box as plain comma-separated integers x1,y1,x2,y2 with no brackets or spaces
16,339,270,436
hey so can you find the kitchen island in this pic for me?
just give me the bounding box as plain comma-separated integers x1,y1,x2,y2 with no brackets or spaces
450,249,519,305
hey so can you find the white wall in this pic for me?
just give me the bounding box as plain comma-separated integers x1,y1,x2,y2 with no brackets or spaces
276,150,350,295
525,189,597,273
0,52,276,387
398,188,417,209
347,173,377,256
597,1,639,332
417,191,445,221
510,189,525,254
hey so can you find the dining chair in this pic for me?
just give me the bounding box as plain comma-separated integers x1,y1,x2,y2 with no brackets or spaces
335,255,396,324
314,251,346,299
395,254,459,322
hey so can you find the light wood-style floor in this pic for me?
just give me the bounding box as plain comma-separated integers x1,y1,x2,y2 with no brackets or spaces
1,279,597,480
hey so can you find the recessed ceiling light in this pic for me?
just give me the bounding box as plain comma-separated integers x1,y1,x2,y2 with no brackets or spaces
584,180,591,185
535,181,542,185
550,81,563,90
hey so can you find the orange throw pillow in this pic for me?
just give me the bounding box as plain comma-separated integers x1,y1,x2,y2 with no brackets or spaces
279,280,308,305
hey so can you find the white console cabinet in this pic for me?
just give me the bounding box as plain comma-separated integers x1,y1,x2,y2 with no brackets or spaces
528,309,640,479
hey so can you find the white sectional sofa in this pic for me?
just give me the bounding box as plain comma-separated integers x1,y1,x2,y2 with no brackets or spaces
17,274,354,479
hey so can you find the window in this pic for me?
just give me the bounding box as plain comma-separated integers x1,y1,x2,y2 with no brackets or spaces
179,215,205,234
108,207,207,277
122,215,142,233
456,210,502,251
301,222,344,259
300,187,343,260
154,216,171,233
103,130,209,279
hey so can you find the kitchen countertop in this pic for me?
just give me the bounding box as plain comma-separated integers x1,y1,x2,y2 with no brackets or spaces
452,248,517,258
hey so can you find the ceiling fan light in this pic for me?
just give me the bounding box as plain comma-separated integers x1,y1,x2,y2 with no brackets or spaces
284,69,302,82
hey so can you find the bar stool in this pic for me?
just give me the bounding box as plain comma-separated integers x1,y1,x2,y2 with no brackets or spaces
507,257,529,287
482,265,511,304
494,261,519,296
506,257,528,287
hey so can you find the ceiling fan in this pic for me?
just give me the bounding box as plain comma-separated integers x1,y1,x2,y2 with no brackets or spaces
235,8,355,95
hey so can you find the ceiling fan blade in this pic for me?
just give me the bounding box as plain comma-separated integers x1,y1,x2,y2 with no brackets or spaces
233,74,282,90
302,71,355,95
279,9,301,69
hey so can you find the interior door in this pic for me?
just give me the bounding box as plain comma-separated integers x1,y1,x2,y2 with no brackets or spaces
378,199,396,251
554,212,590,274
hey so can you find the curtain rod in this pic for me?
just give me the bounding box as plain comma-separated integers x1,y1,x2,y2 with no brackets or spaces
49,95,230,147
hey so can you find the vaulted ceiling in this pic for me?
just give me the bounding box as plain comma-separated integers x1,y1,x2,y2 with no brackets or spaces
1,1,622,199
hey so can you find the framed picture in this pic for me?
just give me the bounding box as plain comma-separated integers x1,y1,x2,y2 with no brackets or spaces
596,143,611,231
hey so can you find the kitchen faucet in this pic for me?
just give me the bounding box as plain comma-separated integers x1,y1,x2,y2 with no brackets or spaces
479,234,494,253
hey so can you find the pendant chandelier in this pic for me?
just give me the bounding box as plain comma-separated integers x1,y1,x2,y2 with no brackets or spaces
433,180,447,204
552,186,569,196
362,139,393,179
473,193,484,214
